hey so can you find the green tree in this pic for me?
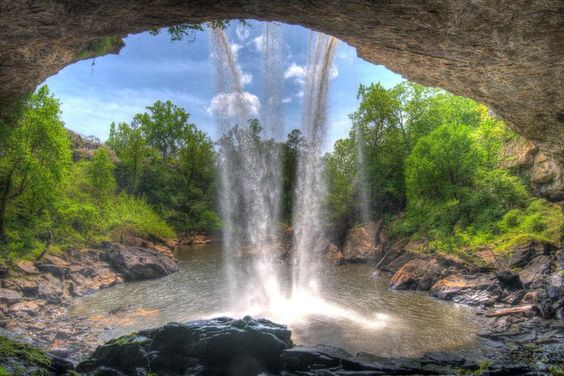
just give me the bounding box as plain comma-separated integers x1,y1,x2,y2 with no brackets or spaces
405,124,483,202
107,121,148,194
86,148,116,201
325,138,361,241
282,129,303,223
0,86,71,241
133,100,192,162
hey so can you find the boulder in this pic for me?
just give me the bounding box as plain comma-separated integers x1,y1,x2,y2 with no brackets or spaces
315,240,344,265
496,270,523,290
341,221,384,263
36,274,64,304
509,242,549,268
35,255,70,277
14,260,39,275
388,257,462,291
7,300,46,316
106,244,178,281
2,277,39,297
430,274,503,306
77,316,293,375
519,255,553,289
0,288,22,305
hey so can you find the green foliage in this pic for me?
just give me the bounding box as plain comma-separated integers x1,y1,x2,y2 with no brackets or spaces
77,36,124,60
395,118,562,256
405,124,482,202
149,19,246,42
107,193,175,240
108,100,219,232
1,88,176,260
328,81,562,258
86,148,116,200
0,86,71,257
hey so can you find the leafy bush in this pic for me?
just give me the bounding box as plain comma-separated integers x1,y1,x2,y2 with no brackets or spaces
106,193,175,240
394,123,563,256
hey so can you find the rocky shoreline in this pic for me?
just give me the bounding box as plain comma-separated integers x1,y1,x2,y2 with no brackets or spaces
5,315,561,375
0,236,180,361
0,226,562,375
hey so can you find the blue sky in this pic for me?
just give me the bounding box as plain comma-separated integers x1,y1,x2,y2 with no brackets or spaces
44,21,403,149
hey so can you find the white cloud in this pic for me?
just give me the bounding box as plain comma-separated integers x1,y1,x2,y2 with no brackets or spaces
282,97,293,104
206,91,260,119
284,63,306,81
330,65,339,80
235,24,250,42
252,35,264,52
241,73,253,86
230,43,242,59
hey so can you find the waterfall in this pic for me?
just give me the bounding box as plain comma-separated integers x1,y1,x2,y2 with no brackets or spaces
208,25,383,329
292,33,338,293
210,25,284,311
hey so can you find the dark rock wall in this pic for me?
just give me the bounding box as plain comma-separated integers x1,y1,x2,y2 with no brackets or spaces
1,0,563,169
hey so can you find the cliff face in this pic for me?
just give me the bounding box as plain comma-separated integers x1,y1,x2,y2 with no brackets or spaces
1,1,563,168
502,138,564,202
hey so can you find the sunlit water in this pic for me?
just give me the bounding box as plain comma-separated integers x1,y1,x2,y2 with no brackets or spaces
70,244,483,357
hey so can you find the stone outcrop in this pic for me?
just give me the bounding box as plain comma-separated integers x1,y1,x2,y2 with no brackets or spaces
1,1,563,170
430,274,504,306
0,241,179,359
77,316,293,375
106,243,179,281
502,138,564,201
71,317,564,375
341,221,386,263
388,257,463,291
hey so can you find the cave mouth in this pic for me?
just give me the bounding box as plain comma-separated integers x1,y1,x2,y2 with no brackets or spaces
2,0,563,163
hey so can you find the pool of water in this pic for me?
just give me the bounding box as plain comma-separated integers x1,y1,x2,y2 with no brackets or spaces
70,244,482,357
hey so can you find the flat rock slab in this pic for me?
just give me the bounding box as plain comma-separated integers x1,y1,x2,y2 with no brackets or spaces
430,274,503,306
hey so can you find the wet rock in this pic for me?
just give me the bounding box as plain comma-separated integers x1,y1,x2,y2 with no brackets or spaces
78,316,293,375
14,260,40,275
430,274,503,306
519,255,553,289
2,277,39,297
0,288,22,305
0,264,8,279
422,351,465,367
35,255,71,277
37,274,64,304
341,221,384,263
106,243,178,281
496,270,523,290
508,242,549,268
68,263,122,296
388,257,462,291
316,241,344,265
122,236,174,258
8,300,46,316
180,233,211,246
502,290,527,306
281,345,352,371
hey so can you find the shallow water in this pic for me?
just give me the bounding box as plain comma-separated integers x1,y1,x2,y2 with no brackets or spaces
70,244,482,357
